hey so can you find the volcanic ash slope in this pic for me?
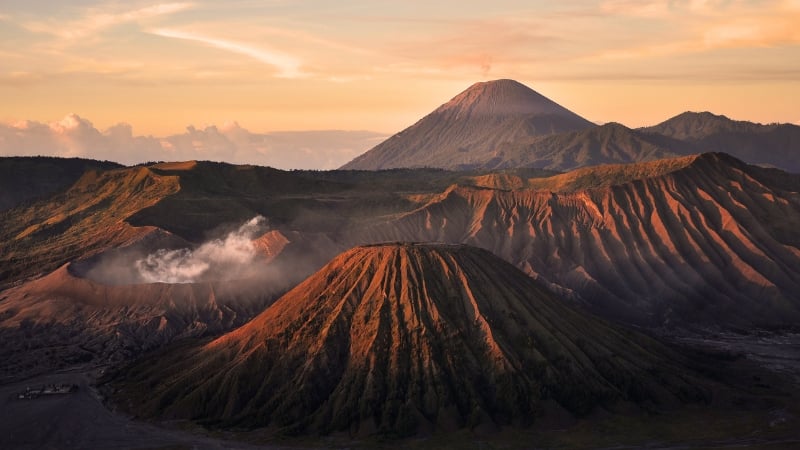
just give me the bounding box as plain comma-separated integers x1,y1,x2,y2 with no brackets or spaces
114,243,708,437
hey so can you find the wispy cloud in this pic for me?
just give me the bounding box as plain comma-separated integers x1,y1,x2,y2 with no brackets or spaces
703,14,800,48
600,0,733,18
22,2,193,41
150,28,305,78
583,0,800,64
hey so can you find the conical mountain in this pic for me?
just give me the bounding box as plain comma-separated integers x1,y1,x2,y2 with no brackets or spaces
115,243,706,437
341,79,594,170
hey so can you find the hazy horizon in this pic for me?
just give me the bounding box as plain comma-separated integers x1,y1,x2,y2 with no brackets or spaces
1,1,798,139
0,114,387,169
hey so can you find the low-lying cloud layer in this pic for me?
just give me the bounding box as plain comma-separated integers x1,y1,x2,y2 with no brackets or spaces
0,114,386,169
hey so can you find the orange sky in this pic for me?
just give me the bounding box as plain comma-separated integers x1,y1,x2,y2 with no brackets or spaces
1,1,799,136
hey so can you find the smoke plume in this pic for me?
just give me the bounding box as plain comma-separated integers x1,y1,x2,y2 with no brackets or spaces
133,216,267,283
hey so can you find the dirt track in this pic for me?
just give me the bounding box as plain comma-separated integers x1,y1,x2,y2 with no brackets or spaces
0,368,277,449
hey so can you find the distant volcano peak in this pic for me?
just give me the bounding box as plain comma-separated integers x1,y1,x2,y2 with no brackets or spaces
340,79,594,170
439,79,580,118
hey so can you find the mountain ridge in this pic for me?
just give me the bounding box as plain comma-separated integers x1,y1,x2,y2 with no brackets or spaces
3,152,799,335
340,80,799,173
356,153,800,328
641,111,800,172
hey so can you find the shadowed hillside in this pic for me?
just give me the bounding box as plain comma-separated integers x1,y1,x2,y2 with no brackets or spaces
641,112,800,173
0,157,121,211
474,122,683,171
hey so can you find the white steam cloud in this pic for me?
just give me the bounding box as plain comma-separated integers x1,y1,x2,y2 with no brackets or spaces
135,216,267,283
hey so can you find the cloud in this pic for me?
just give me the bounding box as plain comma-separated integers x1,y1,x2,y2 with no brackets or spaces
0,114,386,169
599,0,734,18
150,28,305,78
21,2,193,41
599,0,672,17
577,0,800,70
702,15,800,48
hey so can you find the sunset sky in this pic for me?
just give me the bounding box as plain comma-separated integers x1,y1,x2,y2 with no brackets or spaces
1,0,799,166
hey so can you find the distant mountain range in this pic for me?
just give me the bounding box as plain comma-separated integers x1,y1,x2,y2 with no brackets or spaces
342,80,800,173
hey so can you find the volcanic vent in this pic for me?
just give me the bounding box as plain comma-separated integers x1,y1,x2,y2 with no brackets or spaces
115,243,706,436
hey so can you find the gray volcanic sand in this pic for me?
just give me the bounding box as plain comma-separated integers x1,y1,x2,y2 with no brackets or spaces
0,368,278,449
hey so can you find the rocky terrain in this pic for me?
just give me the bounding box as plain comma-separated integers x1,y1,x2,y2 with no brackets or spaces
0,231,294,381
3,152,799,379
111,243,709,437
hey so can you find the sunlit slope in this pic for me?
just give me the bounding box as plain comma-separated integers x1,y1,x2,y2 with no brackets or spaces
0,156,122,211
114,244,707,436
0,166,180,286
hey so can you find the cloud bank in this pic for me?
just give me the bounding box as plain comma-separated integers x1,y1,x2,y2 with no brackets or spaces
0,114,386,169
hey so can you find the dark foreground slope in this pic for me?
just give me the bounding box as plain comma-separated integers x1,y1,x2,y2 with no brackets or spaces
113,244,707,437
0,233,295,380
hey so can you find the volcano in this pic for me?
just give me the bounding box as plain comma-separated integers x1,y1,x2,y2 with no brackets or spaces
114,243,706,437
341,79,594,170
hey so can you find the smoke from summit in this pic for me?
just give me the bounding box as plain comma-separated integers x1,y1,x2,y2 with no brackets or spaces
134,216,267,283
